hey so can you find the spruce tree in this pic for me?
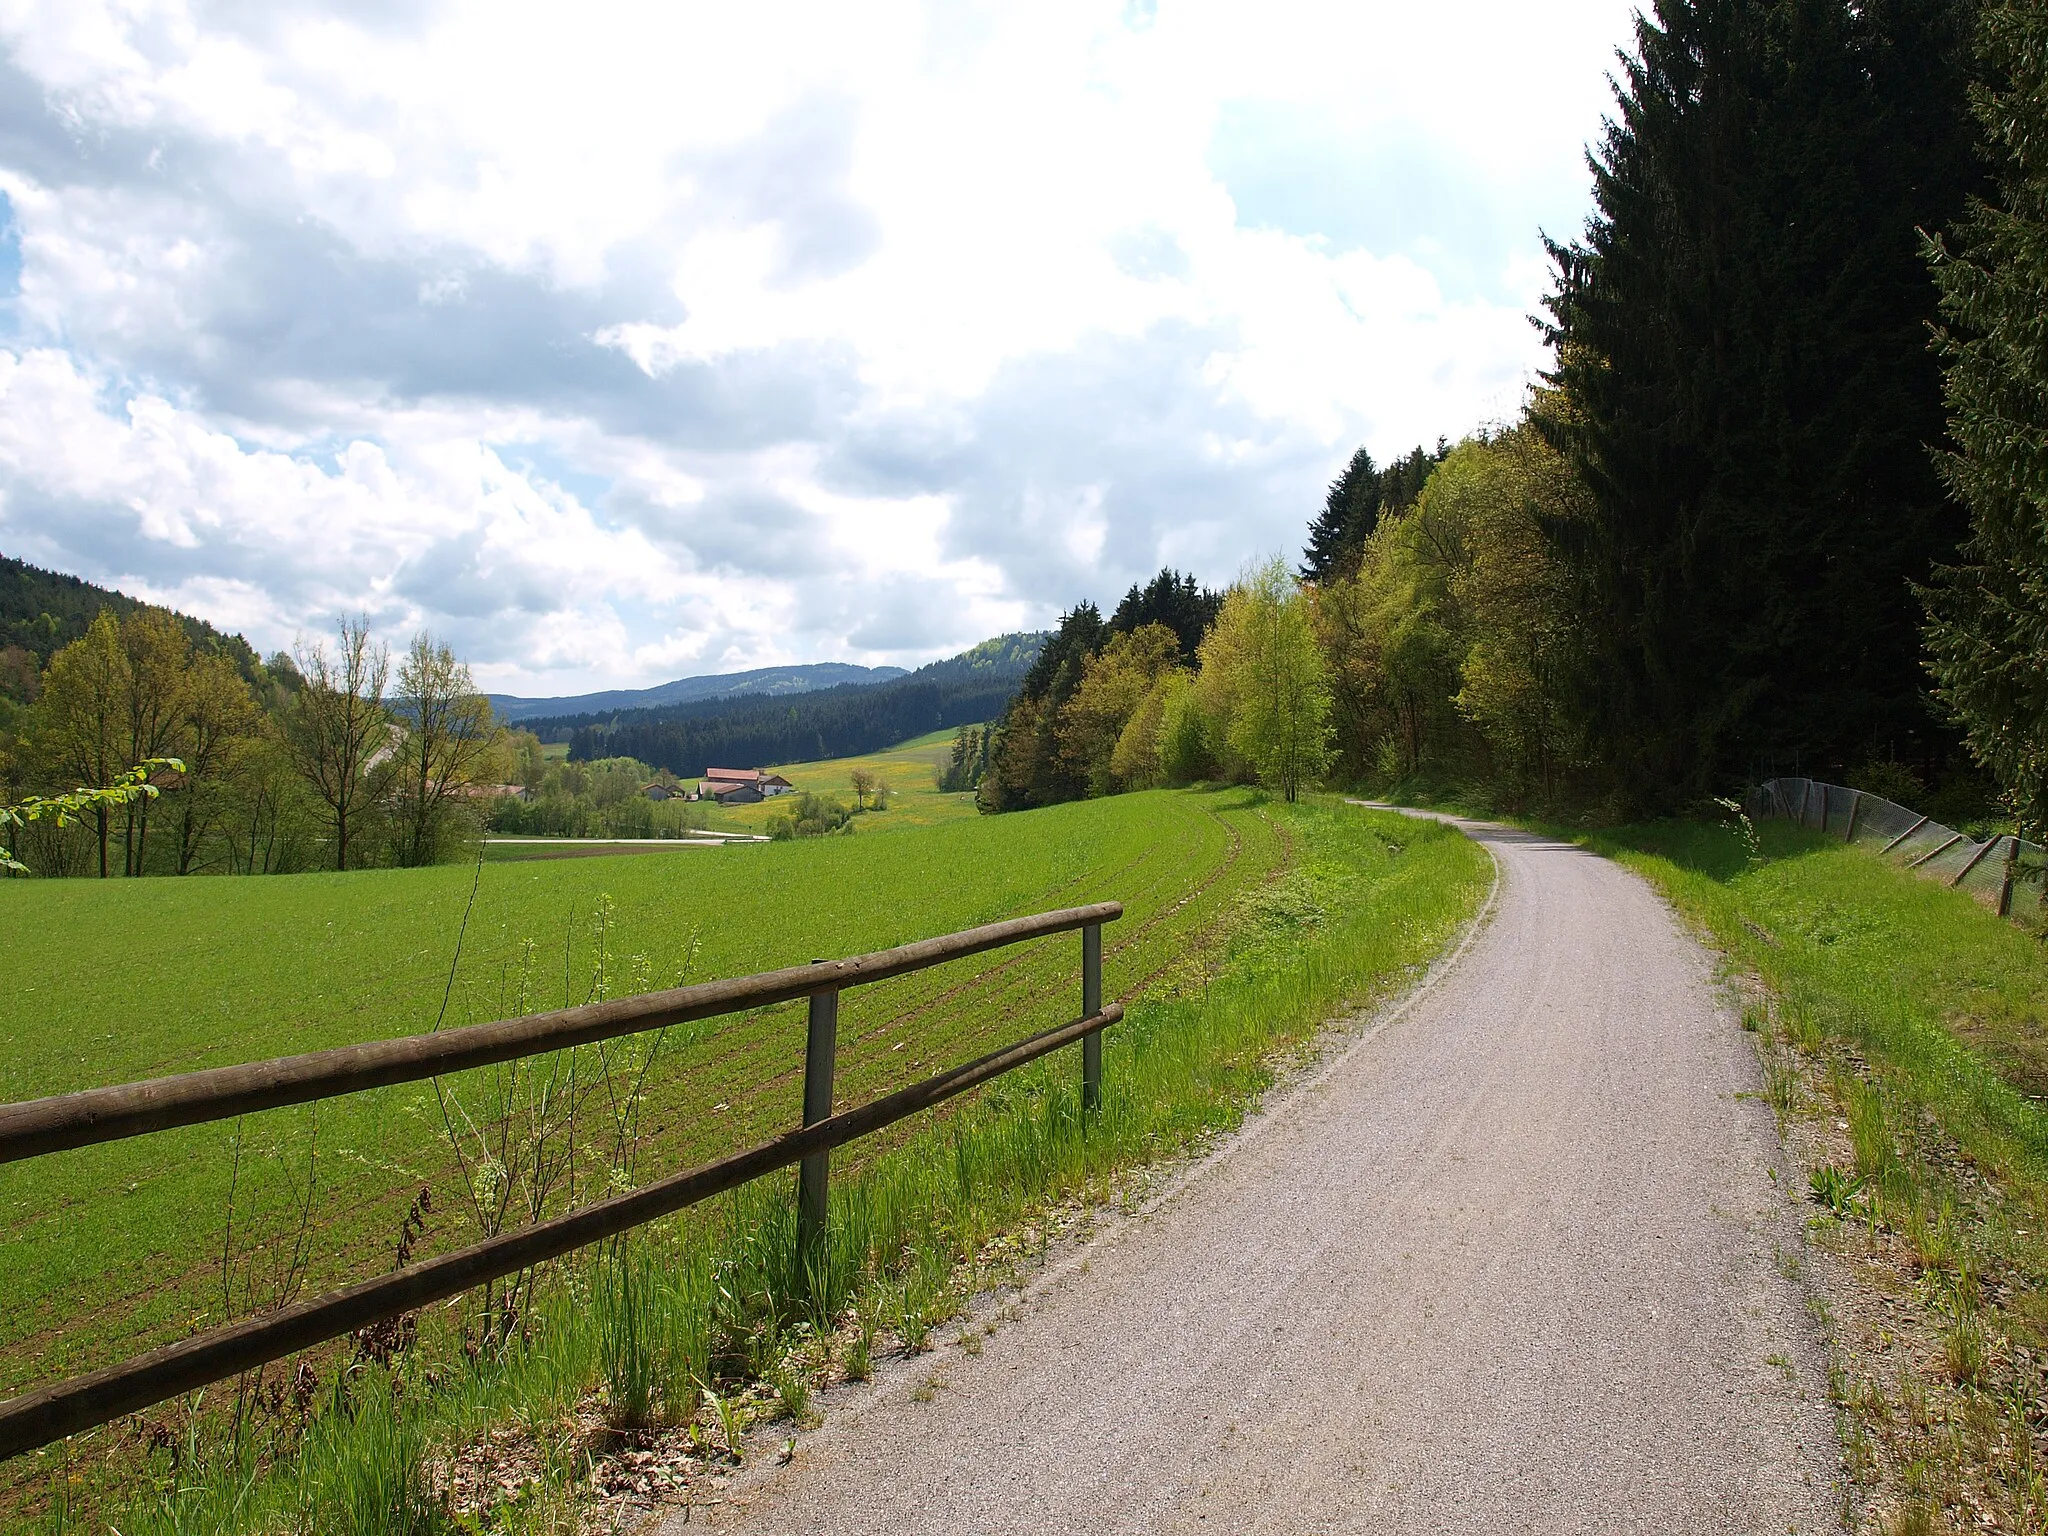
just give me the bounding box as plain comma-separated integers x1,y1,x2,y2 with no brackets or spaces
1110,569,1223,662
1300,443,1446,582
980,603,1108,810
1540,0,1980,800
1302,448,1382,582
1923,0,2048,837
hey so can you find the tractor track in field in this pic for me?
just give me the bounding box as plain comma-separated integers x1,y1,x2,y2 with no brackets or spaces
1111,803,1249,1005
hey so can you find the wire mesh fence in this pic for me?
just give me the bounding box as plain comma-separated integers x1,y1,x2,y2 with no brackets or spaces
1747,777,2045,925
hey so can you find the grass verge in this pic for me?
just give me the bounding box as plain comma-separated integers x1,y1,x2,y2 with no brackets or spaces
1593,816,2048,1534
25,798,1487,1533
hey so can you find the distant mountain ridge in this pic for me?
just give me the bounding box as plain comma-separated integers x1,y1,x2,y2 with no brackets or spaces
488,662,907,724
550,632,1047,776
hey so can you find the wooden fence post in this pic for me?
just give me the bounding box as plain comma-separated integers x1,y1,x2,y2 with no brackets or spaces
798,968,838,1261
1081,923,1102,1114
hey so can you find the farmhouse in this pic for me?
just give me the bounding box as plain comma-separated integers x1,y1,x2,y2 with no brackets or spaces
464,783,533,803
697,767,794,803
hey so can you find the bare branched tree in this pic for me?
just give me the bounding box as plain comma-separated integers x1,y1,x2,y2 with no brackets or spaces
391,632,501,867
285,618,391,871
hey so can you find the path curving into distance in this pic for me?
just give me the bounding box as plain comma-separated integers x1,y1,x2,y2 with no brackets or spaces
679,814,1840,1535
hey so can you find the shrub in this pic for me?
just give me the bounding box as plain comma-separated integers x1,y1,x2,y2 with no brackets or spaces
765,793,853,840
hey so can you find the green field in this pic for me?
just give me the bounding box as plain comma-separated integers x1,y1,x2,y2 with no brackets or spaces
0,787,1261,1391
0,777,1493,1529
0,786,1507,1531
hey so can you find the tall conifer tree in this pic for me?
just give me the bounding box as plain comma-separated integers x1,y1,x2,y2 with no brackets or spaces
1540,0,1979,799
1300,443,1445,582
1923,1,2048,837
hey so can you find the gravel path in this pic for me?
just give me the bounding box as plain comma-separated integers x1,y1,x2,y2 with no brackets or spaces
679,816,1840,1534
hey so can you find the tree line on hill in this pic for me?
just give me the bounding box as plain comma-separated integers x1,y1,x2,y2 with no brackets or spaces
556,633,1043,776
0,604,516,876
1,555,261,679
986,0,2048,835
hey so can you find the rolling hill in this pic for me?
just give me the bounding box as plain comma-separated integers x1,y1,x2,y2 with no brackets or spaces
0,555,261,677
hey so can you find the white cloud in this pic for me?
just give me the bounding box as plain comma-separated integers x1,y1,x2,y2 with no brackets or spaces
0,0,1637,690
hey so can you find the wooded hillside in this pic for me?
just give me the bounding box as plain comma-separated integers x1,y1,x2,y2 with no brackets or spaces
559,633,1045,776
2,555,260,676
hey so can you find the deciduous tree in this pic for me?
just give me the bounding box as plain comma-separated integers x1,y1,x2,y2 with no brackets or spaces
286,618,391,871
1198,560,1332,802
19,612,128,876
391,633,499,867
848,767,877,810
169,652,262,874
1058,624,1183,795
117,608,194,875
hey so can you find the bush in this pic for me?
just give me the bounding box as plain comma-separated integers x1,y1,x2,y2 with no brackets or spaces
1849,758,1926,807
765,793,853,840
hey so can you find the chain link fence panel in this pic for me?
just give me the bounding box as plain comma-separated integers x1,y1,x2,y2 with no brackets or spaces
1746,777,2046,925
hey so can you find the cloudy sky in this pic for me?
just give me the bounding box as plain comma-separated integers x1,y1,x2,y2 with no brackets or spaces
0,0,1637,693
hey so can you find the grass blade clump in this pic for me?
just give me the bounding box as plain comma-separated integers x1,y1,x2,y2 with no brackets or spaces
595,1240,657,1431
295,1369,441,1536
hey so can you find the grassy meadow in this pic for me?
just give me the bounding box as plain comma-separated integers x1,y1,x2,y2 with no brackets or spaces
1596,819,2048,1528
694,725,981,837
0,776,1490,1531
1,786,1257,1388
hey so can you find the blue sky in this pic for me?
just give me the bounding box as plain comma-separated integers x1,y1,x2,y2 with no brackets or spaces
0,0,1637,692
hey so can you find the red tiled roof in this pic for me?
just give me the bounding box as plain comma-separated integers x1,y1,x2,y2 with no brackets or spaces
704,767,758,782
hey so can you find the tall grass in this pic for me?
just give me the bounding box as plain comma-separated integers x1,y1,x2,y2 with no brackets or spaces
97,799,1486,1534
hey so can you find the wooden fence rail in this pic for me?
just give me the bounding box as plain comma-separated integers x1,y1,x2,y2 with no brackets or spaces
0,902,1124,1462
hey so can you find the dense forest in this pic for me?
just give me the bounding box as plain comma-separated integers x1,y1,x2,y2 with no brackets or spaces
489,661,908,726
1,556,261,674
559,633,1043,776
985,0,2046,835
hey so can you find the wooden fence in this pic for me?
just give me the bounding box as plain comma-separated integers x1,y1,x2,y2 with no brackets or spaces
0,902,1123,1461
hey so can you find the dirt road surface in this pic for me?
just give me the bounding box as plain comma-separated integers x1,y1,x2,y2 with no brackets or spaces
679,817,1839,1534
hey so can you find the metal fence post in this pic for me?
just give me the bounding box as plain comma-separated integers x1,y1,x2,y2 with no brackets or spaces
1081,923,1102,1114
798,966,838,1262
